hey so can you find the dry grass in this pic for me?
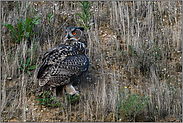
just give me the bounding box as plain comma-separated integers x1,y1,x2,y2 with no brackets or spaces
1,1,182,122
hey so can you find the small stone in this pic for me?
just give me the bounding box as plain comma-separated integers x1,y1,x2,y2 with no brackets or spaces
7,77,12,80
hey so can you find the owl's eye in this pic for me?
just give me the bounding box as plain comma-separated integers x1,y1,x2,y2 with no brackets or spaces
72,31,76,35
65,32,67,35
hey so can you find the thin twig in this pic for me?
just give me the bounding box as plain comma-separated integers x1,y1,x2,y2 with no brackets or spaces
1,88,14,112
56,13,75,34
19,2,31,18
38,2,52,17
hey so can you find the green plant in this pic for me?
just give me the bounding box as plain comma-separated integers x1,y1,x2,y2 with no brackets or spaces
65,92,81,103
47,14,54,24
19,57,38,75
36,91,55,107
75,1,94,31
128,45,138,56
18,39,38,76
117,88,150,121
36,91,62,108
53,99,62,108
2,17,41,43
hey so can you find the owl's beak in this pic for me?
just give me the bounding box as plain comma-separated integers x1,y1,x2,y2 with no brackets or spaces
67,33,71,39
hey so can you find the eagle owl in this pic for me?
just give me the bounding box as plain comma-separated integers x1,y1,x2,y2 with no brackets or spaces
37,27,89,96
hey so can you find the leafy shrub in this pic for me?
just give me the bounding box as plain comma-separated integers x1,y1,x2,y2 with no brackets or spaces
2,16,41,75
75,1,94,31
65,92,81,103
18,39,38,76
117,88,150,121
36,91,62,108
2,17,41,43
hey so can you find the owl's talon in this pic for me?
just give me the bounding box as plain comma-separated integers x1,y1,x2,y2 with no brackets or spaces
75,91,80,96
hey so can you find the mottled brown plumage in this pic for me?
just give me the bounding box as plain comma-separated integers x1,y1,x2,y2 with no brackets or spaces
37,27,89,96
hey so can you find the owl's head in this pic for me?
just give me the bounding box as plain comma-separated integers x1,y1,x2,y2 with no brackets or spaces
63,26,87,47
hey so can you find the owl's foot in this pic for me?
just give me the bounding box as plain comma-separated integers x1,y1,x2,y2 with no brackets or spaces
65,83,79,96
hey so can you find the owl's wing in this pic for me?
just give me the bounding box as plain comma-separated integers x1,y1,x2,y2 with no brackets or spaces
42,46,59,61
45,54,89,87
37,45,86,87
37,46,59,78
51,54,89,75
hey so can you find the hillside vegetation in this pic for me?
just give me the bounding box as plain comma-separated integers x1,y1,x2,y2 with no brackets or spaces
1,1,182,122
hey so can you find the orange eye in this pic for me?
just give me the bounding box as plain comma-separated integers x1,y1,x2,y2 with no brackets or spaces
72,31,76,35
65,32,67,35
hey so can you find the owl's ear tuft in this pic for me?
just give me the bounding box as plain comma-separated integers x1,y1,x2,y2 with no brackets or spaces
78,27,84,31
